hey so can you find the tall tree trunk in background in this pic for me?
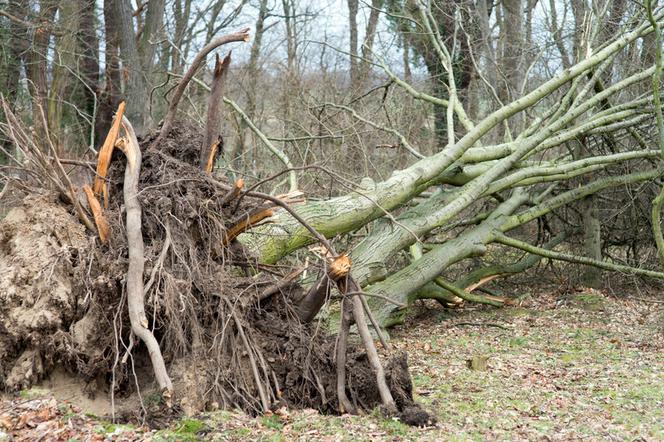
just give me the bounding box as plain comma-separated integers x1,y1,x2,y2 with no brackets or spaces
402,0,476,148
476,0,496,88
98,0,123,142
348,0,359,89
281,0,297,130
498,0,523,136
138,0,165,87
109,0,153,134
79,0,100,145
581,195,602,286
402,33,412,83
549,0,572,69
19,1,58,146
0,3,24,162
247,0,269,120
48,0,79,150
596,0,627,77
172,0,193,74
233,0,269,173
521,0,537,79
572,138,602,287
570,0,586,60
358,0,383,84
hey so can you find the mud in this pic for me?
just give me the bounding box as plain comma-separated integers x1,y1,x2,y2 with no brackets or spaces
0,123,431,425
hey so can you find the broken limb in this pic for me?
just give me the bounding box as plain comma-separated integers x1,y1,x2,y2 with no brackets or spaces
201,52,231,170
222,207,274,245
93,101,126,207
220,178,244,206
82,185,110,243
335,297,355,414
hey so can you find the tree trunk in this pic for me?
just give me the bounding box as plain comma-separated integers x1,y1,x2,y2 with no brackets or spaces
98,0,123,142
110,0,153,134
348,0,359,89
79,0,100,141
498,0,523,135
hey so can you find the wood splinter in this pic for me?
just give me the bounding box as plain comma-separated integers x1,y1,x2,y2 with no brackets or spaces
220,178,244,206
329,254,352,281
201,52,231,170
222,207,274,245
204,137,223,173
82,185,110,243
296,254,351,323
94,101,126,208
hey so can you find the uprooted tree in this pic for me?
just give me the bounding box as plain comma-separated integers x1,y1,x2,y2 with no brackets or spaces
1,0,663,424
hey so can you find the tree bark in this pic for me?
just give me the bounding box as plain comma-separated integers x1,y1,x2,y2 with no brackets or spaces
110,0,152,134
201,53,231,170
348,0,359,89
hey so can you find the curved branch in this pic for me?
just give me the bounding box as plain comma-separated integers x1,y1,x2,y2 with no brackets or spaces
150,29,250,150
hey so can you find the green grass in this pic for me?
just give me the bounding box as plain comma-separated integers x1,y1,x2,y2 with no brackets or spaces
25,292,661,441
154,417,207,441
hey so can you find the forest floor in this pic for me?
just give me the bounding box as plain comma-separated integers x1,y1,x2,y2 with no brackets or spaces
1,283,663,441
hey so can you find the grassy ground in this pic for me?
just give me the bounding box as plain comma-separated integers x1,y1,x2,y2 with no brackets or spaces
2,287,663,441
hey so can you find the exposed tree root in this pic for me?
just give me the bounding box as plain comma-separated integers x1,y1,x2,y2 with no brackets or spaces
118,117,173,402
335,298,355,414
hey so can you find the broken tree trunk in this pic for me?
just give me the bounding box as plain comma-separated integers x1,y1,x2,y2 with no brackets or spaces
200,52,231,170
296,254,351,322
94,101,125,207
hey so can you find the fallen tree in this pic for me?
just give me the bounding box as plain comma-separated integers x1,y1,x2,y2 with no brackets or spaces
0,29,431,425
0,2,663,427
238,5,664,325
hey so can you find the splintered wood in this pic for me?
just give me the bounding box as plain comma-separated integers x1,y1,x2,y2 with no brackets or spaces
220,179,244,206
329,254,352,281
82,185,110,243
204,137,222,173
93,101,126,208
222,208,274,245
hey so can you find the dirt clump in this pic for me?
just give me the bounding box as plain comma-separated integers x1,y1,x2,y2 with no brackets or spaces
0,194,102,390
